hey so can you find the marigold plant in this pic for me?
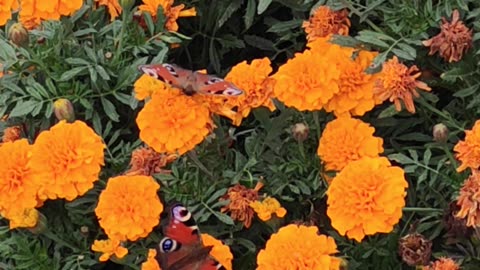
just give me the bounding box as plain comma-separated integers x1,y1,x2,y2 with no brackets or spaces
317,117,384,171
327,157,408,241
256,224,341,270
95,175,163,241
30,120,105,201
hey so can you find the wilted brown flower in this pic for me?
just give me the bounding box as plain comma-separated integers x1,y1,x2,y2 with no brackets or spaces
220,182,263,228
302,6,350,41
423,257,460,270
443,201,471,244
2,126,21,142
456,169,480,227
423,10,473,63
124,146,177,176
398,233,432,266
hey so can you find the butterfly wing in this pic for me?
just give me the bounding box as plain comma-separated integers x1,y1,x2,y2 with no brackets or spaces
137,63,193,91
192,72,243,96
156,203,226,270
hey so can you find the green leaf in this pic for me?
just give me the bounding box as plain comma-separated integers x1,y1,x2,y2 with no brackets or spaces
212,211,234,225
218,0,242,28
257,0,273,14
101,97,120,122
73,28,98,37
59,66,87,81
95,65,110,80
0,40,17,61
244,35,275,51
267,19,302,33
65,58,90,66
453,84,480,97
244,0,256,29
9,100,37,117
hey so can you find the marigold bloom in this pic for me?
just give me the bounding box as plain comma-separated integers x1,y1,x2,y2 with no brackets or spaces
327,157,408,242
95,175,163,241
220,182,263,228
250,197,287,221
19,0,83,29
323,49,379,117
423,10,472,63
141,249,160,270
303,6,350,41
374,56,431,113
423,257,460,270
2,126,21,142
134,74,169,101
273,38,351,111
91,239,128,262
194,58,276,126
0,139,40,218
136,88,213,155
454,120,480,172
124,146,177,176
139,0,197,32
257,224,341,270
95,0,122,21
317,117,384,171
455,169,480,227
0,0,18,26
201,233,233,270
30,120,105,201
4,208,39,229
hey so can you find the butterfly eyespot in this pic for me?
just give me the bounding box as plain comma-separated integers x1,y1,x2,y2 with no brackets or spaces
159,237,178,253
162,64,178,76
140,68,159,79
172,205,191,222
207,78,223,85
222,88,243,96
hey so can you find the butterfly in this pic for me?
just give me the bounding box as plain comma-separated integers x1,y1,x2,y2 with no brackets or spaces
138,63,243,97
156,203,226,270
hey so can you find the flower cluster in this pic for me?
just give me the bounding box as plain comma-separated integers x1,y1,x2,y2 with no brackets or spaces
422,257,460,270
257,224,341,270
327,157,408,241
220,183,263,228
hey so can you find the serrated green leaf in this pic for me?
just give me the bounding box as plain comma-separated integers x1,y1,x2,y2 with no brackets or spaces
59,66,87,81
267,19,302,33
453,84,480,97
9,100,37,117
213,211,234,225
101,97,120,122
95,65,110,80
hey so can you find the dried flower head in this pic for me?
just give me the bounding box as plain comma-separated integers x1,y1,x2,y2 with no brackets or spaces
456,169,480,227
317,117,384,171
374,56,431,113
220,183,263,228
327,157,408,242
257,224,341,270
454,120,480,172
398,233,432,266
91,239,128,262
95,175,163,241
124,146,177,176
2,126,21,142
302,5,350,41
423,10,473,63
443,201,471,243
423,257,460,270
250,197,287,221
201,233,233,270
139,0,197,32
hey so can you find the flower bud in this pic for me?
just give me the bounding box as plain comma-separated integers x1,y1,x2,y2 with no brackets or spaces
291,123,309,142
80,225,89,237
433,123,449,143
8,23,29,46
54,99,75,122
119,0,134,11
105,51,113,59
398,232,432,267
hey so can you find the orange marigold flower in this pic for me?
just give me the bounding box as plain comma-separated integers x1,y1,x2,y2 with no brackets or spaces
141,249,161,270
4,208,39,229
95,175,163,241
95,0,122,21
455,169,480,227
0,139,40,218
302,5,350,41
423,257,460,270
423,10,473,63
91,239,129,262
136,88,213,155
374,56,431,113
454,120,480,172
139,0,196,32
194,58,276,126
220,182,263,228
19,0,83,29
2,126,22,142
317,117,384,171
30,120,105,201
250,197,287,221
134,74,169,101
327,157,408,242
0,0,18,26
124,146,177,176
257,224,341,270
273,37,351,111
201,233,233,270
324,49,379,117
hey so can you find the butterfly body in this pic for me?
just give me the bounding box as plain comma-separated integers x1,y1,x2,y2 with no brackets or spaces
156,203,226,270
138,63,243,96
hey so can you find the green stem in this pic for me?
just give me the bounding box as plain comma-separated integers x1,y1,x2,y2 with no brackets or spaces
442,144,458,169
403,207,442,213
